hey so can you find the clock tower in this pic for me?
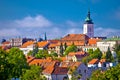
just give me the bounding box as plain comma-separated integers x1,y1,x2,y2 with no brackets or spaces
83,10,94,38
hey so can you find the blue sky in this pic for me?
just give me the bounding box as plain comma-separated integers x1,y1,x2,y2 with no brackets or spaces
0,0,120,40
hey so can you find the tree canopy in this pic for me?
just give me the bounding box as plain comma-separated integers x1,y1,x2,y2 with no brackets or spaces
90,64,120,80
64,44,77,56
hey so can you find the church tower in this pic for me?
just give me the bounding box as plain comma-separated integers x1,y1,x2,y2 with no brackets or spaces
83,10,94,38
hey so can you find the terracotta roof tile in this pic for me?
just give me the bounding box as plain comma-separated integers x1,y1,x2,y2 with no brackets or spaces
37,41,49,48
21,41,34,48
100,59,106,63
42,67,54,74
60,62,82,68
2,41,10,45
88,59,99,64
68,52,76,56
26,56,35,63
61,34,89,41
52,67,68,75
60,57,67,61
88,38,102,45
48,43,58,48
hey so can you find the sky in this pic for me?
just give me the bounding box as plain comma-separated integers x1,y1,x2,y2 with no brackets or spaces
0,0,120,40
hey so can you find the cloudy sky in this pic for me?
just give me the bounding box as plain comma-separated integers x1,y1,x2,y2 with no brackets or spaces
0,0,120,40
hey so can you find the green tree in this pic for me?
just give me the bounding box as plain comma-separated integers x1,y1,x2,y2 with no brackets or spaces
60,43,64,56
90,69,105,80
106,47,113,62
50,51,58,57
21,65,46,80
90,64,120,80
32,42,39,56
92,48,102,60
88,49,93,54
0,49,10,80
64,44,77,56
64,42,67,51
8,47,28,79
27,50,33,56
114,44,120,62
69,67,81,80
35,50,49,59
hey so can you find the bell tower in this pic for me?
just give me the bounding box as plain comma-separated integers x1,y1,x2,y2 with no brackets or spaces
83,10,94,38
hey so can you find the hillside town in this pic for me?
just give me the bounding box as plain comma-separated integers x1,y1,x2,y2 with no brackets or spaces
0,10,120,80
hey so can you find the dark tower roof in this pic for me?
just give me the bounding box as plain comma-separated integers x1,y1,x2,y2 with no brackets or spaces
84,10,93,24
44,32,47,41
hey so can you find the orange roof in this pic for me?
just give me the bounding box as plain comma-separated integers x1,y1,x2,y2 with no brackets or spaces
52,67,68,75
29,58,60,69
42,66,54,74
88,59,99,64
60,57,67,61
68,51,87,57
21,41,34,48
37,41,49,48
26,56,35,63
48,43,58,48
68,52,76,56
60,62,82,68
21,41,49,48
57,41,85,46
61,34,89,41
88,38,102,45
2,41,10,45
100,59,106,63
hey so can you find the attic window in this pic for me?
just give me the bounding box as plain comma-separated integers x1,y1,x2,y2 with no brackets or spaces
79,70,81,73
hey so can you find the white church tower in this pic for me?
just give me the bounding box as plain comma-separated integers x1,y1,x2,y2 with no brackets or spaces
83,10,94,38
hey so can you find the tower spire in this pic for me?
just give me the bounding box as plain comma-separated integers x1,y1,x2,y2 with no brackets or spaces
85,9,93,24
44,32,47,41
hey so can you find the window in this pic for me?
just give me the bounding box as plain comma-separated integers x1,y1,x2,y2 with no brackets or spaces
84,70,86,73
79,69,81,73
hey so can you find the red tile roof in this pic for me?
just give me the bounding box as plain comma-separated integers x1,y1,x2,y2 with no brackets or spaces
21,41,49,48
68,51,87,57
60,62,82,69
42,66,54,74
88,38,102,45
37,41,49,48
88,59,99,64
2,41,10,45
52,67,68,75
61,34,89,41
21,41,34,48
26,56,35,63
100,59,106,63
57,41,85,46
48,43,58,48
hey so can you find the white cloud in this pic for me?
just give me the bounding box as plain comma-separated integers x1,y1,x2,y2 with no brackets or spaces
15,15,52,27
0,29,21,37
66,20,78,27
67,28,82,34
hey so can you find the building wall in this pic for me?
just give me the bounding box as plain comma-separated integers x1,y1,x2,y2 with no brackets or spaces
83,24,94,38
77,63,91,80
10,38,23,47
52,74,68,80
97,41,116,52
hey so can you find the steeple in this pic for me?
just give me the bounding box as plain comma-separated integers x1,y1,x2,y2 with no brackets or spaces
84,9,93,24
83,9,94,38
44,32,47,41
